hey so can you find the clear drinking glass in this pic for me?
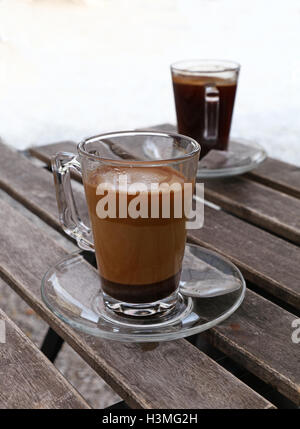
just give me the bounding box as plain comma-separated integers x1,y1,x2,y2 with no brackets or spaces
52,131,200,317
171,59,240,159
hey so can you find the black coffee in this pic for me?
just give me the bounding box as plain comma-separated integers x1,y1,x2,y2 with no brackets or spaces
100,272,181,304
172,74,237,158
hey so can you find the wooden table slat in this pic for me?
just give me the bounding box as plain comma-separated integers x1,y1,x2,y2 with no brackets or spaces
0,199,273,409
204,178,300,245
188,205,300,310
29,141,80,167
246,158,300,199
206,290,300,404
0,302,89,409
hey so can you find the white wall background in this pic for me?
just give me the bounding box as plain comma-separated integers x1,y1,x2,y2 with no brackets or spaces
0,0,299,164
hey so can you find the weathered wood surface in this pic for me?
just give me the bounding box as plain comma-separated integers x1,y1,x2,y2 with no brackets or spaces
0,302,89,409
0,199,273,409
24,129,300,405
2,142,298,308
0,195,294,407
2,140,300,401
189,205,300,309
29,140,77,166
0,144,66,229
204,178,300,245
207,290,300,404
246,158,300,199
2,182,298,404
0,143,89,229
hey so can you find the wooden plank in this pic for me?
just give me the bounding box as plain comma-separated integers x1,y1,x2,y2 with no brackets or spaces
0,200,272,409
204,178,300,245
246,158,300,199
188,205,300,309
0,143,89,230
1,143,300,402
29,140,77,166
206,290,300,405
0,302,89,409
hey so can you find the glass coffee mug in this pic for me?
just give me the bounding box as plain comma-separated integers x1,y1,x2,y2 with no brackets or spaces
171,59,240,159
52,131,200,317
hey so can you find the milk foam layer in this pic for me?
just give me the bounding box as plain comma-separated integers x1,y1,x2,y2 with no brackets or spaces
172,74,236,87
87,165,185,190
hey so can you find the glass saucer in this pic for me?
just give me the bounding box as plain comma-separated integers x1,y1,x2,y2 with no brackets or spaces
41,244,246,342
142,136,266,179
197,138,267,179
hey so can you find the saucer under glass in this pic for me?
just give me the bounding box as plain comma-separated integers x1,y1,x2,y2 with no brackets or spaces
142,136,266,179
41,244,246,342
196,138,267,179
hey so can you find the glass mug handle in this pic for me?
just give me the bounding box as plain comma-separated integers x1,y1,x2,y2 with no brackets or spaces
204,84,220,140
51,152,94,252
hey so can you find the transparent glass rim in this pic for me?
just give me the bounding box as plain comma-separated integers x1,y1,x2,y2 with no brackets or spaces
77,130,200,166
171,59,241,75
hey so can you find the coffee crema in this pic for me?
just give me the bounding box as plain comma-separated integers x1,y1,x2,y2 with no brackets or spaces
83,165,187,303
172,74,237,158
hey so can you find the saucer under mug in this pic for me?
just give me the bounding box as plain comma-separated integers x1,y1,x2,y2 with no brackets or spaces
196,138,267,179
41,243,246,342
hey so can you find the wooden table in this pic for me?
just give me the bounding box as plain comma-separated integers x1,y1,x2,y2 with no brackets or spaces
0,123,299,409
